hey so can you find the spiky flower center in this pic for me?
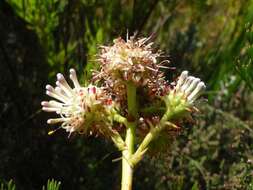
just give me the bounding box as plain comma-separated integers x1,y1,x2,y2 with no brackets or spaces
94,36,168,100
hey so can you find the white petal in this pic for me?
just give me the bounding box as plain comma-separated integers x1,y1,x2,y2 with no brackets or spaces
55,81,73,97
41,101,63,108
175,71,188,90
46,84,54,92
69,69,81,88
46,84,69,102
184,78,200,96
41,101,49,107
47,118,70,124
188,82,206,103
42,107,61,112
55,87,70,99
56,73,73,96
180,76,195,92
46,91,68,103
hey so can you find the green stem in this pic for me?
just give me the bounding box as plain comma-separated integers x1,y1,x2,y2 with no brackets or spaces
111,112,128,150
121,83,137,190
127,83,138,117
110,129,126,151
113,113,128,125
131,109,174,166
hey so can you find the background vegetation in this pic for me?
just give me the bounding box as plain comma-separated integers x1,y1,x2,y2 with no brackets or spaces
0,0,253,189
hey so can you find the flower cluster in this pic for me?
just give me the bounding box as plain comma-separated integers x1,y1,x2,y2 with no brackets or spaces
41,36,206,144
162,71,206,116
40,35,207,174
41,69,115,136
93,36,168,99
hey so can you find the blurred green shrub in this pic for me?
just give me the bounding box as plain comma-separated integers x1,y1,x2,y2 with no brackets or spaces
135,104,253,189
0,180,15,190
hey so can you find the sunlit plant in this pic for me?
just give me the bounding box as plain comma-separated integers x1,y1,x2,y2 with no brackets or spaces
41,35,206,190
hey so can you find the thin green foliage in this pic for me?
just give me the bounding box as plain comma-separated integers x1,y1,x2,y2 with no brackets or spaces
0,179,61,190
0,180,15,190
42,179,61,190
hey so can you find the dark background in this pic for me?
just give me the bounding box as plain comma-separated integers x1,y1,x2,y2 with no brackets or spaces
0,0,253,189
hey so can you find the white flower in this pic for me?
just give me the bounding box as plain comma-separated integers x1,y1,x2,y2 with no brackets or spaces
162,71,206,113
41,69,114,135
174,71,206,104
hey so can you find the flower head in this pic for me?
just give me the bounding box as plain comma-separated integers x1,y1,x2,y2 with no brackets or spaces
162,71,206,115
41,69,115,136
93,36,168,100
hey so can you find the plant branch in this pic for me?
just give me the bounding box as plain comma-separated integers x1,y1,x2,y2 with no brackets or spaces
121,83,138,190
113,113,128,126
130,109,178,166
